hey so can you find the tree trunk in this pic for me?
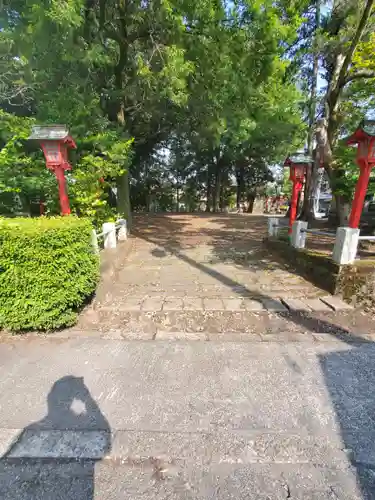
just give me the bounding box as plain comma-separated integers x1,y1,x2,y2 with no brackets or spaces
213,162,222,213
146,191,150,212
300,171,312,221
300,0,320,222
297,189,302,218
205,166,212,212
246,194,255,213
303,149,321,222
334,193,350,227
319,0,375,225
116,170,132,228
236,185,241,211
236,166,244,211
307,0,320,155
219,187,224,211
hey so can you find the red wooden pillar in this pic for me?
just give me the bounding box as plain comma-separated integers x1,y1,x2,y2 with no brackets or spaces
284,153,312,234
346,121,375,228
289,180,303,234
54,166,71,215
349,163,371,229
39,201,46,216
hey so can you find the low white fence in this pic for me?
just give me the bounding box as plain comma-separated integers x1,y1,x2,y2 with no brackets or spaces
91,219,127,253
268,217,374,265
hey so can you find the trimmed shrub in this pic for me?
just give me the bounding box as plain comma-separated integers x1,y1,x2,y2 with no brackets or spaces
0,217,99,331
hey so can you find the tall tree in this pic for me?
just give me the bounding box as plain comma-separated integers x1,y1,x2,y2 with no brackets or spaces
317,0,375,224
301,0,321,221
0,0,310,219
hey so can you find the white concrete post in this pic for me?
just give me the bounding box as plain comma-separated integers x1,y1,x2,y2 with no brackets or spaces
332,227,360,265
291,221,308,249
268,217,279,237
91,229,99,254
117,219,127,241
103,222,117,249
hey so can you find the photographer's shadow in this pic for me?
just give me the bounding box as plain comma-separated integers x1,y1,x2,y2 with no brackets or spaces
1,376,111,499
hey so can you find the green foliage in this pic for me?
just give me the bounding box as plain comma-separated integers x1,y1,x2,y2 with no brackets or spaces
71,133,133,225
0,109,58,214
0,109,132,223
353,31,375,73
281,169,293,197
1,0,310,218
0,216,99,331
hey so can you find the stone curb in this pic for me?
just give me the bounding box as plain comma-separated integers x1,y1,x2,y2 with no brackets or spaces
96,296,352,313
0,429,353,466
5,330,374,343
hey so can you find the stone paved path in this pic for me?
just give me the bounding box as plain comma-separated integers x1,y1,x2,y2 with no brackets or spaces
75,214,375,340
100,213,325,302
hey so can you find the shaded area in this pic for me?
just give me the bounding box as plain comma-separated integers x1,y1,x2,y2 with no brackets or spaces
320,346,375,499
134,213,311,273
296,218,375,260
0,376,111,500
305,232,375,260
132,213,375,337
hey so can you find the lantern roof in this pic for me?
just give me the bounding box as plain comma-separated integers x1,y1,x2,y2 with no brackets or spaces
284,152,313,167
347,120,375,145
29,124,71,140
29,124,76,149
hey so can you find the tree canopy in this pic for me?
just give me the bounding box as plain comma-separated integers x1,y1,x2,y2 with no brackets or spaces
1,0,374,223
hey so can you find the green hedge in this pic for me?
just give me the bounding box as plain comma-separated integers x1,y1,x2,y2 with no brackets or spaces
0,217,99,331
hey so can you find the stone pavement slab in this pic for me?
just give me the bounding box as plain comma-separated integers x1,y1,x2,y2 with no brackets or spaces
320,295,354,311
243,299,264,311
281,298,312,312
8,430,109,459
142,297,164,311
0,337,375,498
3,428,348,466
304,298,332,312
222,298,244,311
182,297,204,310
262,298,288,312
119,297,144,311
162,298,184,311
203,298,224,310
259,332,313,342
0,460,365,499
75,308,375,339
156,331,209,340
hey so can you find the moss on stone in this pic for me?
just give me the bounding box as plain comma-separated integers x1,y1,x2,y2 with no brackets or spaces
264,237,375,309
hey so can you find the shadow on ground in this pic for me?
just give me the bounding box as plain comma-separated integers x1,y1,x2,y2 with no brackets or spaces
133,213,283,272
0,376,111,499
320,346,375,499
133,212,375,499
133,213,375,335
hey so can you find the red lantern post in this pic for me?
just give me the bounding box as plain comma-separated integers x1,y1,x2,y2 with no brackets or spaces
346,121,375,229
29,125,76,215
284,153,312,233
